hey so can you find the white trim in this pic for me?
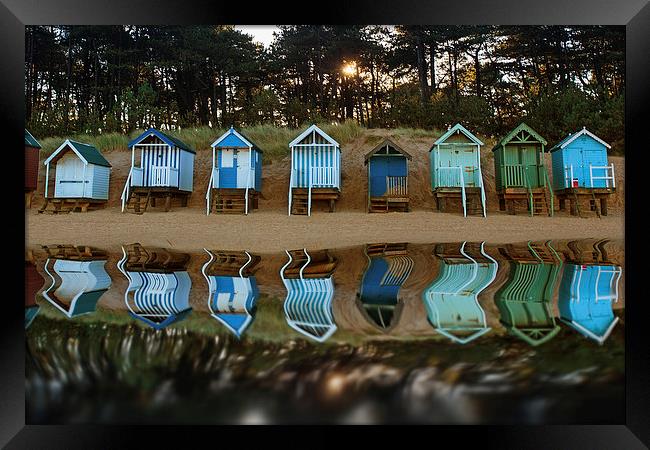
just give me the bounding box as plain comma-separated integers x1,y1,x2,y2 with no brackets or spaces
43,139,90,167
559,127,611,150
211,127,254,148
289,124,339,147
434,123,484,146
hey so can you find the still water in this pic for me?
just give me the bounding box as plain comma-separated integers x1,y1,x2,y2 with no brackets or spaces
25,239,624,424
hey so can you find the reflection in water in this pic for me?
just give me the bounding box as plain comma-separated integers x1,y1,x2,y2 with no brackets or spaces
495,241,563,346
357,243,413,331
558,239,622,344
281,249,337,342
41,245,111,318
25,256,43,329
422,242,497,344
117,243,192,330
201,249,260,338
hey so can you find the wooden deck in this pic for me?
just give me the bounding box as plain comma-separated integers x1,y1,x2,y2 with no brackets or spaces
496,187,552,216
38,198,107,214
432,187,483,216
210,188,259,215
555,187,614,217
291,188,340,215
125,187,191,214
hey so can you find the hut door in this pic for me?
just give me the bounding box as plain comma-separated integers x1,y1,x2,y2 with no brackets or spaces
220,149,237,188
55,154,85,198
519,146,539,186
236,150,251,188
369,156,389,197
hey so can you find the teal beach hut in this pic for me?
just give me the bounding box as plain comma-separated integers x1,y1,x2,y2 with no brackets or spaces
280,249,337,342
201,249,261,338
422,242,498,344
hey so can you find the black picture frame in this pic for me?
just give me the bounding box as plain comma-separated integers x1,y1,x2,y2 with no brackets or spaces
4,0,649,446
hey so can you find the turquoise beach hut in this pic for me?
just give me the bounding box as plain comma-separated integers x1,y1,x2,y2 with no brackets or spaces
422,242,498,344
201,249,260,338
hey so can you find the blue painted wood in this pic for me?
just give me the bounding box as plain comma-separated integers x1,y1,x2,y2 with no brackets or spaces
360,258,400,304
217,149,238,188
217,133,250,148
551,131,611,190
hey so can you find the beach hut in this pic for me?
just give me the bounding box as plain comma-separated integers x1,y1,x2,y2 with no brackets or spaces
557,239,622,344
364,139,411,213
492,123,553,216
121,128,195,214
356,243,413,331
201,249,261,338
40,139,111,213
118,243,192,330
422,242,498,344
40,245,111,318
25,129,42,208
206,127,263,215
495,241,563,346
430,123,487,217
280,249,337,342
288,125,341,215
549,127,616,217
25,258,44,328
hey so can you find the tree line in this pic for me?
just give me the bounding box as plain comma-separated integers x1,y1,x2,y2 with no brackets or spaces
25,25,625,150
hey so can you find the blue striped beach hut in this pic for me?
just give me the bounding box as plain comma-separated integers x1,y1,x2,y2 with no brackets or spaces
422,242,498,344
42,258,111,318
121,128,195,213
206,127,263,215
558,262,622,344
357,243,414,331
280,249,337,342
201,249,260,338
288,125,341,215
118,244,192,330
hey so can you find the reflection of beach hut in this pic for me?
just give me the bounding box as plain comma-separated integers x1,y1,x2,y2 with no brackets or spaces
201,249,261,338
118,243,192,330
492,123,553,216
357,243,413,331
549,127,615,217
206,127,263,215
280,249,337,342
430,123,486,217
557,240,622,344
495,241,562,346
40,139,111,213
25,129,42,208
288,125,341,215
25,259,44,328
364,139,411,213
422,242,497,344
121,128,195,214
41,246,111,318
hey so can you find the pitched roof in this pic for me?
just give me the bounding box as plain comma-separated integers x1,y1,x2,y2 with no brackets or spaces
128,128,195,154
491,122,547,152
549,127,611,153
44,140,112,167
25,129,42,148
433,123,484,147
289,124,339,148
364,138,412,163
211,126,263,153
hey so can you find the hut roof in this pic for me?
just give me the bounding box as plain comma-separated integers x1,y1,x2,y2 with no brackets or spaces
289,124,339,147
211,126,263,153
25,129,42,148
549,127,611,153
491,122,547,152
364,138,412,164
128,128,195,154
433,123,484,148
44,139,111,167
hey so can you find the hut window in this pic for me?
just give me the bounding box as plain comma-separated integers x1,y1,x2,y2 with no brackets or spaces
222,149,234,168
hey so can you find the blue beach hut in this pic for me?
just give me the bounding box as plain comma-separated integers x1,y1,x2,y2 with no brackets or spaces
288,125,341,215
118,244,192,330
550,127,616,216
201,249,260,338
206,127,263,215
280,249,337,342
422,242,498,344
357,243,414,331
41,258,111,318
558,262,622,344
121,128,195,213
364,139,411,213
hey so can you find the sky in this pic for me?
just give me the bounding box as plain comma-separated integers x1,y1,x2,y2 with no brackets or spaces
235,26,280,48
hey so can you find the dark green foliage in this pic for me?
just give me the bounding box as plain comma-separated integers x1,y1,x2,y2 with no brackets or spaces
25,25,625,153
